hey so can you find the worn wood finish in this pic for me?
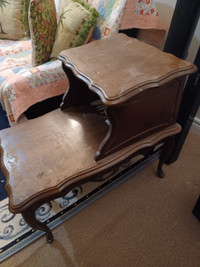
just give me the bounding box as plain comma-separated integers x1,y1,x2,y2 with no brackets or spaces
0,117,181,241
59,34,196,160
59,34,196,105
0,109,181,211
0,34,196,241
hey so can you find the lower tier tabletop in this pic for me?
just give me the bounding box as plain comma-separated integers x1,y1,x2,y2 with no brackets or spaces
0,108,180,213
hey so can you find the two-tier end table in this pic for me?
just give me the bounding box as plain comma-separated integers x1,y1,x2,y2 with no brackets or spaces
0,34,196,242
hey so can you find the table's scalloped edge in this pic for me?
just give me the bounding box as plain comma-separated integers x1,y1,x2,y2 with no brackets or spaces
2,123,181,214
59,54,197,105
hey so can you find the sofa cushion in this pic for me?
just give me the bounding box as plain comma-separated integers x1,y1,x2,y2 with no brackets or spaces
0,39,32,88
29,0,57,67
0,0,26,40
50,0,99,59
0,60,68,125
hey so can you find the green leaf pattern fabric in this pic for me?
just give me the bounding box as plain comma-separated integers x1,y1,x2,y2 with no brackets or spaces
0,0,26,40
21,0,31,37
29,0,57,67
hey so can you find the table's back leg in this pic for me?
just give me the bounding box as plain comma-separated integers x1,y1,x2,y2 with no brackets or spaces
157,136,175,178
22,207,54,243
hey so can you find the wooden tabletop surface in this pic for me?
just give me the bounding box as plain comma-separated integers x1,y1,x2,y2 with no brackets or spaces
0,108,180,212
59,34,196,105
0,34,196,213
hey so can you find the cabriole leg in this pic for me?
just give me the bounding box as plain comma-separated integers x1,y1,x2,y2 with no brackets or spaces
22,208,53,243
157,136,175,178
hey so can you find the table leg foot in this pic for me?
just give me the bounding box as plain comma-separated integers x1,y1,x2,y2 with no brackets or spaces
46,231,54,243
22,208,54,243
157,136,175,178
157,163,165,178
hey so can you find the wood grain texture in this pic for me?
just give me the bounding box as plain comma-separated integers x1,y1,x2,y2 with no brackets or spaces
59,34,196,105
0,34,195,241
0,110,180,213
59,34,196,160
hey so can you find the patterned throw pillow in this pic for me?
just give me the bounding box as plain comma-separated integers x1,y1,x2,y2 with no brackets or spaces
0,0,26,40
50,0,99,59
29,0,57,67
86,0,127,40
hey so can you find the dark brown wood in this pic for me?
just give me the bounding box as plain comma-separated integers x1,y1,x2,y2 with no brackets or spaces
95,78,185,160
22,208,53,243
59,34,196,161
157,136,175,178
0,34,196,241
60,64,98,110
0,119,181,240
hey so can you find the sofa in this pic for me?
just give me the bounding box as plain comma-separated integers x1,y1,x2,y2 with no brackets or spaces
0,0,166,126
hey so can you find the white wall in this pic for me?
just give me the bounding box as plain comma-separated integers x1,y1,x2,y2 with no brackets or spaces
155,0,200,62
154,0,176,30
154,0,200,134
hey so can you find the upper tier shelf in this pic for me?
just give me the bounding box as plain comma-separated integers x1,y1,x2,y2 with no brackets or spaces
59,34,196,106
59,34,197,160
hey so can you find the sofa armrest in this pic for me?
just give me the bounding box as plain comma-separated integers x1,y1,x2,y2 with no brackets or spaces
0,60,68,125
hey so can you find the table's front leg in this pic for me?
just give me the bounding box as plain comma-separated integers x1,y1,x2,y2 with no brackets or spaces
22,207,53,243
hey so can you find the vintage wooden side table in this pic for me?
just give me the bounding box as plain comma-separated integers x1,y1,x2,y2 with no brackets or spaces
0,34,196,242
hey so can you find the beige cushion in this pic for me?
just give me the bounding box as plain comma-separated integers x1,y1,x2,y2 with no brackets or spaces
0,0,25,40
50,0,99,59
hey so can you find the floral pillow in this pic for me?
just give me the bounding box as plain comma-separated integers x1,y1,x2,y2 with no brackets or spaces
0,0,26,40
50,0,99,59
29,0,57,67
